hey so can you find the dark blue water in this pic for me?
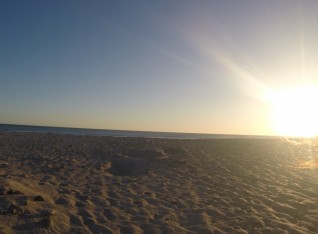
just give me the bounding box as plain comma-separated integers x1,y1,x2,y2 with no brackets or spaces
0,124,274,139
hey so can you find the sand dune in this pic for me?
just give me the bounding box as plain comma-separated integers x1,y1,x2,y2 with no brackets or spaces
0,132,318,233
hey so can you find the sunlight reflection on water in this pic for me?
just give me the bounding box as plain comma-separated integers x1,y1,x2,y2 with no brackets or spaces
296,159,318,169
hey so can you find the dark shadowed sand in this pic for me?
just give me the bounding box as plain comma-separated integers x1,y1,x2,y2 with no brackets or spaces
0,132,318,233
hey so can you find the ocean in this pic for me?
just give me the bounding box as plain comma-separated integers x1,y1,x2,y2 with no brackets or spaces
0,124,274,139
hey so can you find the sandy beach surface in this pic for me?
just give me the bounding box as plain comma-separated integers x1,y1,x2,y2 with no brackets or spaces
0,132,318,233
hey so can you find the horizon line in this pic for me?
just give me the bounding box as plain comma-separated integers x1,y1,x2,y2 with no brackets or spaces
0,122,278,137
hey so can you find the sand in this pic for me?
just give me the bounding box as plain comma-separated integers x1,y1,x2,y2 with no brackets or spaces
0,132,318,233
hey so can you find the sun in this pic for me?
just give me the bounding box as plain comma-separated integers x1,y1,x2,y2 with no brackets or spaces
266,85,318,137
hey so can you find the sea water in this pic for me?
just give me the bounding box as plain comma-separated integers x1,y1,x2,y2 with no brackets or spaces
0,124,274,139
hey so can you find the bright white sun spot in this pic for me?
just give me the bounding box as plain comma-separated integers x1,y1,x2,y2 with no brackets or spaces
266,85,318,137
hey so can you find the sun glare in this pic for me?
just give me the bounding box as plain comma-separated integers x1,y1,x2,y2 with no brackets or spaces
267,85,318,137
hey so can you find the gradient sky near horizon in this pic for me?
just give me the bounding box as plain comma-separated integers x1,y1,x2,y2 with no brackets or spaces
1,0,318,135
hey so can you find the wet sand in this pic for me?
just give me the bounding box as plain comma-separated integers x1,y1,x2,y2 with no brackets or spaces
0,132,318,233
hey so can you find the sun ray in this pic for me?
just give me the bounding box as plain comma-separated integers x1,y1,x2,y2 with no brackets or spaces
184,29,271,101
173,2,318,137
299,1,306,82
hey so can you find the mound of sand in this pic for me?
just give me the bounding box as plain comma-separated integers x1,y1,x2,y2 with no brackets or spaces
126,147,165,160
107,158,149,176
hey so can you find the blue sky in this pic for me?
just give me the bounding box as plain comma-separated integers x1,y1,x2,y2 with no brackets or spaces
1,1,317,135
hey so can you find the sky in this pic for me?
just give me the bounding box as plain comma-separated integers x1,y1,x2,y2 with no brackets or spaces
1,0,318,135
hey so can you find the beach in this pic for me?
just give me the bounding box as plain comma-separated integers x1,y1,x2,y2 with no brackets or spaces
0,132,318,233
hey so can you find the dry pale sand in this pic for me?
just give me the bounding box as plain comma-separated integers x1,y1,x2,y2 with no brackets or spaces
0,132,318,234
